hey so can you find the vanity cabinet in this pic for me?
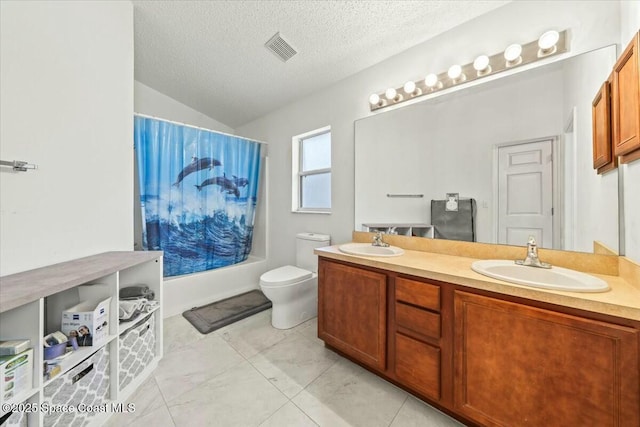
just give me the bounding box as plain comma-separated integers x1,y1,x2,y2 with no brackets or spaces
317,258,387,371
453,290,639,427
317,256,640,427
613,31,640,162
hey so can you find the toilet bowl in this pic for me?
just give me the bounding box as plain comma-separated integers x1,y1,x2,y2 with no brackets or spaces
259,232,330,329
260,266,318,329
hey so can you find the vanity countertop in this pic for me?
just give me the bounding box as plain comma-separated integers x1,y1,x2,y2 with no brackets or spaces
315,244,640,321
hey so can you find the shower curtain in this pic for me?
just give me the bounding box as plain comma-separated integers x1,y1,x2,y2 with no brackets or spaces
134,116,262,277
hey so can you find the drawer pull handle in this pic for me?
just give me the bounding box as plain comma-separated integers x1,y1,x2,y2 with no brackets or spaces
72,363,94,384
138,324,150,337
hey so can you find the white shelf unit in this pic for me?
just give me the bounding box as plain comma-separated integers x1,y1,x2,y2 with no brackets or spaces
0,251,163,427
362,223,435,238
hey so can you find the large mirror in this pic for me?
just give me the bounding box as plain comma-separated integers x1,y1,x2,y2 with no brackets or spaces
355,45,619,254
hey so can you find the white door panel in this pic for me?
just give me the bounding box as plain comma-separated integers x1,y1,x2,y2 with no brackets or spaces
498,139,553,247
509,150,542,166
507,172,542,214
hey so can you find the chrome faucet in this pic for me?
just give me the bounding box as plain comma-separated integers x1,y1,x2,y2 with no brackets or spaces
515,236,551,269
372,231,390,247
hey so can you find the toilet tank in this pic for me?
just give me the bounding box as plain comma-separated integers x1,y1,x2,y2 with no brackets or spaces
296,232,331,272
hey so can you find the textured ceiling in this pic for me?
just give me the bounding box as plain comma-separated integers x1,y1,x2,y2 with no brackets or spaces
133,1,509,128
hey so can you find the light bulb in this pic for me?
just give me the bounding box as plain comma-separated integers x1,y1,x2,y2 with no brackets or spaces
448,64,462,80
425,73,439,88
473,55,490,72
385,87,397,100
538,30,559,50
504,44,522,63
403,81,416,94
369,93,380,105
447,65,462,79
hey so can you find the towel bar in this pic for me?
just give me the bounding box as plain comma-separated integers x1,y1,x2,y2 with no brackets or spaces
386,194,424,198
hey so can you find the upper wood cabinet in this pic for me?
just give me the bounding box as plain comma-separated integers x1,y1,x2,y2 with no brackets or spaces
612,31,640,163
317,258,388,371
592,77,617,173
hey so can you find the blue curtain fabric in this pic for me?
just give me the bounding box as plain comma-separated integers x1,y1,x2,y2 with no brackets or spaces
134,116,262,277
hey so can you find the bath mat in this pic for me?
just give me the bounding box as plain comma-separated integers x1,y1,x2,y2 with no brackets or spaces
182,290,272,334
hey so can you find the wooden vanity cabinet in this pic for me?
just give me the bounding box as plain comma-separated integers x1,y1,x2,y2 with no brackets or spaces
612,31,640,163
317,256,640,427
453,290,639,427
317,258,387,371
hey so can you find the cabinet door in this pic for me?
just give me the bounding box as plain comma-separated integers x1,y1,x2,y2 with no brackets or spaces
612,31,640,160
454,291,639,427
395,333,440,401
318,259,387,371
592,79,615,172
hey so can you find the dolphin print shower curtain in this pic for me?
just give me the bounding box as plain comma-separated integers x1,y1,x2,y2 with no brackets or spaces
134,116,262,277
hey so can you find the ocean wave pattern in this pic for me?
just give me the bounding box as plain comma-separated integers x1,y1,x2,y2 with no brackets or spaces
135,116,262,278
144,210,253,277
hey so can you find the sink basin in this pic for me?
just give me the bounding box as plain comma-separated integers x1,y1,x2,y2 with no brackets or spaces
339,243,405,257
471,260,609,292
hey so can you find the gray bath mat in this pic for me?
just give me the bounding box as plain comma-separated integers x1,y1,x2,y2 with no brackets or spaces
182,290,272,334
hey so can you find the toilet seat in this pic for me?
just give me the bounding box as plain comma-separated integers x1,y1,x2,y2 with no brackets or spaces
260,265,313,287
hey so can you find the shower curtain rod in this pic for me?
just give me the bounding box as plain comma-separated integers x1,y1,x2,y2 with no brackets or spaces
134,112,268,145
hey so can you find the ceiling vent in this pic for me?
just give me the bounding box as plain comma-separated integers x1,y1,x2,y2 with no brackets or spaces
265,32,297,62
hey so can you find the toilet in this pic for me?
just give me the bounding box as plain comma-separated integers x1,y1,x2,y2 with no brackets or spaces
260,232,331,329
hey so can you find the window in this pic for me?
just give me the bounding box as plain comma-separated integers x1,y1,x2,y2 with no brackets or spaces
292,126,331,213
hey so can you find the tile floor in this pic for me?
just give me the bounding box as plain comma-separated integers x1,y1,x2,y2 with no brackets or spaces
106,310,464,427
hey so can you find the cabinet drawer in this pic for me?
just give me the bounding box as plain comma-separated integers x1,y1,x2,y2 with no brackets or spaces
395,333,440,401
396,302,440,340
395,277,440,311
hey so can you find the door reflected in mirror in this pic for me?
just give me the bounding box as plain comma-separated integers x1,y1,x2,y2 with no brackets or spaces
355,45,619,254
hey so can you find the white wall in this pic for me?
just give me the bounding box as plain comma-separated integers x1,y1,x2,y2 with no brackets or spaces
562,46,619,253
624,158,640,263
237,1,623,270
134,81,269,317
0,1,134,276
620,1,639,45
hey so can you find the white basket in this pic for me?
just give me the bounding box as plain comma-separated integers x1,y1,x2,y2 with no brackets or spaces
119,313,156,391
43,347,110,427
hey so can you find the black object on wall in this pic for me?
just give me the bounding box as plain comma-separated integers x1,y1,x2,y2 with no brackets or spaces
431,198,476,242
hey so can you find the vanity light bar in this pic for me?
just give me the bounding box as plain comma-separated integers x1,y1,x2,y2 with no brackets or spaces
369,29,569,111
